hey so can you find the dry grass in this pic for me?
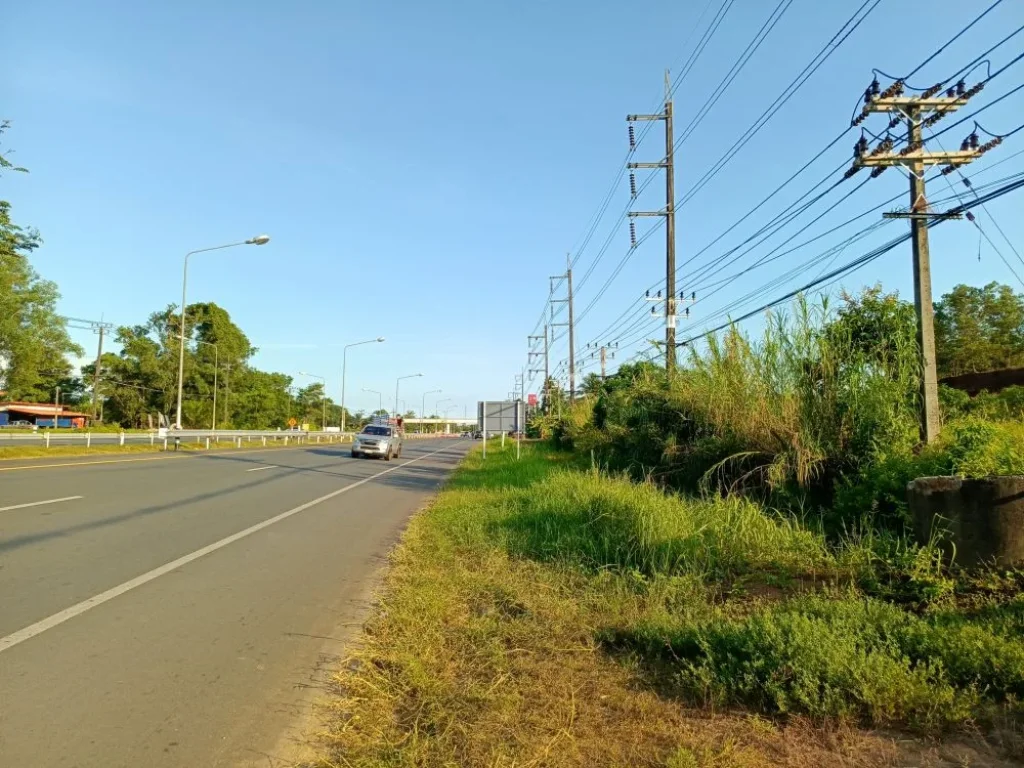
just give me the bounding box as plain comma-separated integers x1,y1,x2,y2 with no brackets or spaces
305,443,1021,767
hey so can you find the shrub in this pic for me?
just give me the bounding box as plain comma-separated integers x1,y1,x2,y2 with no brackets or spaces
614,593,1024,726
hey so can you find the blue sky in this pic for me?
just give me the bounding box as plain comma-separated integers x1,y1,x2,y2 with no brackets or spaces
6,0,1024,415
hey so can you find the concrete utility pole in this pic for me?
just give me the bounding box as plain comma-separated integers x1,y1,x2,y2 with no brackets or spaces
849,76,993,443
92,326,105,419
528,326,548,411
628,72,678,372
60,316,114,421
549,258,576,403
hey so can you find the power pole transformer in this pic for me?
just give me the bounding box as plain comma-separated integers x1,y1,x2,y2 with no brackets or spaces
847,75,998,443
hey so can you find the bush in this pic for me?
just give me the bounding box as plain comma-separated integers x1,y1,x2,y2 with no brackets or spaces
614,593,1024,726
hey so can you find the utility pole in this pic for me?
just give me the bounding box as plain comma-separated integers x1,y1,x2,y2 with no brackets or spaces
628,72,678,372
92,327,105,420
585,342,618,380
848,75,994,443
528,326,548,411
60,315,114,421
549,261,576,403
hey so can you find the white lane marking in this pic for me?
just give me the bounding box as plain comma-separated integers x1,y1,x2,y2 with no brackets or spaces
0,496,83,513
245,465,278,473
0,443,456,655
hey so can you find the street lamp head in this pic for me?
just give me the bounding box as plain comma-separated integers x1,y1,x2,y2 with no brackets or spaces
247,234,271,246
376,337,385,342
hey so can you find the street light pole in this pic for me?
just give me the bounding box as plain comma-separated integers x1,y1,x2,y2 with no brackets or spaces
422,389,442,421
435,398,452,435
195,339,218,431
341,336,385,434
299,371,328,431
175,235,269,429
395,374,422,420
362,388,382,415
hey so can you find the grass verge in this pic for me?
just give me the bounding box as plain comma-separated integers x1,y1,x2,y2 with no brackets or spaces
308,442,1024,767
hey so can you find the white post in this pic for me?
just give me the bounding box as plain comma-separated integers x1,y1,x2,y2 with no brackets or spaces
205,437,210,450
285,436,289,446
237,437,241,448
163,437,168,450
262,436,266,446
46,431,50,448
87,433,92,448
120,431,126,446
150,433,155,446
482,402,486,459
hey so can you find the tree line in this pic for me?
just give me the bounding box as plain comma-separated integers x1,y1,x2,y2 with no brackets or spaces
0,122,391,429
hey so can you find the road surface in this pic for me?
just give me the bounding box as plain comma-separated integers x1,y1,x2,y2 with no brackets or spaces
0,438,469,766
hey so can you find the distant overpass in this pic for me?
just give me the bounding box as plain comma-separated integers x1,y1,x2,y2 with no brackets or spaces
402,418,476,425
401,417,476,434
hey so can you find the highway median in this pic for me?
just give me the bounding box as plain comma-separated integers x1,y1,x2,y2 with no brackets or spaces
0,435,347,462
309,440,1024,767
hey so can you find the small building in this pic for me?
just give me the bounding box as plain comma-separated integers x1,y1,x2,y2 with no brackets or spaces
0,402,90,428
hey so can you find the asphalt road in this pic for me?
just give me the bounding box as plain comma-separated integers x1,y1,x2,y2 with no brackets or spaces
0,438,469,767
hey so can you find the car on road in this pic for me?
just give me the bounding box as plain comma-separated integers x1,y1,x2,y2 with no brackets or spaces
351,424,403,460
472,430,483,439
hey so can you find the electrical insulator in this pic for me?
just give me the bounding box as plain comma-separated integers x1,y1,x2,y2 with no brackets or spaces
651,306,656,316
922,83,942,98
956,80,966,97
966,211,976,222
870,78,880,96
980,136,1003,153
888,117,901,130
679,291,684,299
863,88,872,105
629,221,637,247
691,291,696,301
645,289,650,298
870,166,888,179
656,290,662,299
628,124,636,150
961,138,970,152
946,87,956,98
969,132,979,149
629,172,637,198
962,177,973,189
685,307,690,318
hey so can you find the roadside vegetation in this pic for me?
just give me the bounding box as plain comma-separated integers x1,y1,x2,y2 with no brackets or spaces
311,284,1024,766
310,442,1023,766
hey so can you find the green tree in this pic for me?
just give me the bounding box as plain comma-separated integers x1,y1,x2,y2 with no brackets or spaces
580,372,605,398
0,122,82,401
935,282,1024,376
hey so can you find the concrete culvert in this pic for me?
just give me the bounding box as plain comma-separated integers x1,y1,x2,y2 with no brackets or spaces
908,475,1024,567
